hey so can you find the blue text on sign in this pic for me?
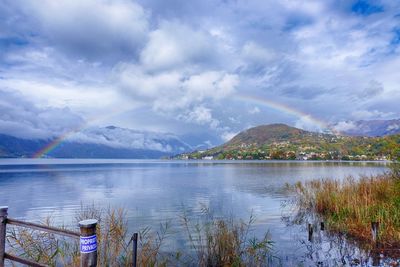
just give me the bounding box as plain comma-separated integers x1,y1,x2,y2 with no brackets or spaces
80,235,97,253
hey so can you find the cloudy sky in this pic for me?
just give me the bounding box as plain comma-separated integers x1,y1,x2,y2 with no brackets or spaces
1,0,400,145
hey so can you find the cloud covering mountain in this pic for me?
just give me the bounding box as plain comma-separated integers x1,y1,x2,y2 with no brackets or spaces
0,125,192,158
333,119,400,136
68,126,192,153
1,0,400,146
0,89,192,157
0,89,83,139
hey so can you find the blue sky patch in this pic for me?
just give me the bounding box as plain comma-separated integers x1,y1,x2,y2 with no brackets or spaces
0,37,28,48
351,0,384,16
391,28,400,45
283,14,314,32
0,0,399,143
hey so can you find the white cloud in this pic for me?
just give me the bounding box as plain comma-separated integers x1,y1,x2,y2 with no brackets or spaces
140,21,217,71
116,64,181,100
248,106,261,114
178,106,220,129
387,124,400,131
221,131,237,142
294,115,324,132
0,120,50,140
351,109,395,120
115,63,239,113
21,0,149,60
360,80,384,99
1,0,400,147
229,117,240,123
184,71,239,101
0,89,84,139
242,41,276,64
0,75,139,128
333,121,357,133
67,127,186,152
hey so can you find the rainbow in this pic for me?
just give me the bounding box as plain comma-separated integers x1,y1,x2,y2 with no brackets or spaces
33,106,135,158
234,93,335,133
33,94,335,158
33,125,85,158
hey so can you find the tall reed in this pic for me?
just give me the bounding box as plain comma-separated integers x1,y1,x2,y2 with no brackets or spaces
6,205,274,266
293,172,400,248
181,208,274,266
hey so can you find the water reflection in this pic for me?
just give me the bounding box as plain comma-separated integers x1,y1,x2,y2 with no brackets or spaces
0,159,388,264
283,189,400,266
282,220,400,266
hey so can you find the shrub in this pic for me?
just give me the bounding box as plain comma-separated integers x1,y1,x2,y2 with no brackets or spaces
6,205,274,266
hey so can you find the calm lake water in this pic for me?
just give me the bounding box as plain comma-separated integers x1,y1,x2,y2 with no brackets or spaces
0,159,389,265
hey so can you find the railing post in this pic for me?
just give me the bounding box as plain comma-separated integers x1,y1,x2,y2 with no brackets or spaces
79,219,98,267
371,222,379,242
0,206,8,267
308,223,313,242
132,233,138,267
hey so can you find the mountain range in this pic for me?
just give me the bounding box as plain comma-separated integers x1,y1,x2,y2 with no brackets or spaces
333,119,400,136
0,126,192,158
180,123,400,161
0,119,399,159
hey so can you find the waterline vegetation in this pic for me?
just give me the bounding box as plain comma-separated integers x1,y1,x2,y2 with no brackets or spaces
5,205,274,266
179,124,400,161
291,167,400,254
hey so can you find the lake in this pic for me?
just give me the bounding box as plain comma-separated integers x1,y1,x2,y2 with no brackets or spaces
0,159,388,265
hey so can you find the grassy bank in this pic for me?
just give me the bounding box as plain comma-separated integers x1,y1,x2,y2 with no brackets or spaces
6,206,274,266
293,170,400,248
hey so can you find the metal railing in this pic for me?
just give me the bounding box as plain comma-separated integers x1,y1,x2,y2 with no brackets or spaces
0,206,98,267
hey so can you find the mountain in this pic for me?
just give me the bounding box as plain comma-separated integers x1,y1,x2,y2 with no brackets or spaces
226,124,307,146
334,119,400,137
0,134,48,158
74,126,192,154
179,124,400,161
0,126,192,158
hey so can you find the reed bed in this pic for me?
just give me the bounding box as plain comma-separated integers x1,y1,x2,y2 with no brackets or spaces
293,172,400,248
181,208,274,266
6,205,274,266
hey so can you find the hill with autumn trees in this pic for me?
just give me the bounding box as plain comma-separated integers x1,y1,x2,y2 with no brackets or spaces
178,124,400,161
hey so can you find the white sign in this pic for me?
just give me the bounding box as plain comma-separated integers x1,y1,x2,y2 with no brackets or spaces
80,234,97,253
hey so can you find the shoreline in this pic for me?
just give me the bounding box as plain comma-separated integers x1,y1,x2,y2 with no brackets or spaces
292,171,400,255
0,157,392,163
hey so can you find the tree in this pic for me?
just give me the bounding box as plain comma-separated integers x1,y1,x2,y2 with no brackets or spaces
387,138,400,178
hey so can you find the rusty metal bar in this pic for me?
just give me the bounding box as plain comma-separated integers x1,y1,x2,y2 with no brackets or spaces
7,218,80,239
308,223,313,242
2,207,102,267
132,232,138,267
4,253,47,267
0,207,7,267
371,221,379,242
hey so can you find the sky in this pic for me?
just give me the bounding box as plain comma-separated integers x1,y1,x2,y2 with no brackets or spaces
1,0,400,146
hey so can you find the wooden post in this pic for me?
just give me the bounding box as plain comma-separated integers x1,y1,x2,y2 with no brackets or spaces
371,249,380,266
132,233,138,267
79,219,98,267
0,206,8,267
308,223,313,242
371,222,379,242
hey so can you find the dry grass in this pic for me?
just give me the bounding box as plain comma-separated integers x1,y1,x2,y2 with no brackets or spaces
6,205,274,266
6,205,133,266
181,208,274,267
75,204,132,266
293,172,400,248
7,217,80,266
136,222,175,266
